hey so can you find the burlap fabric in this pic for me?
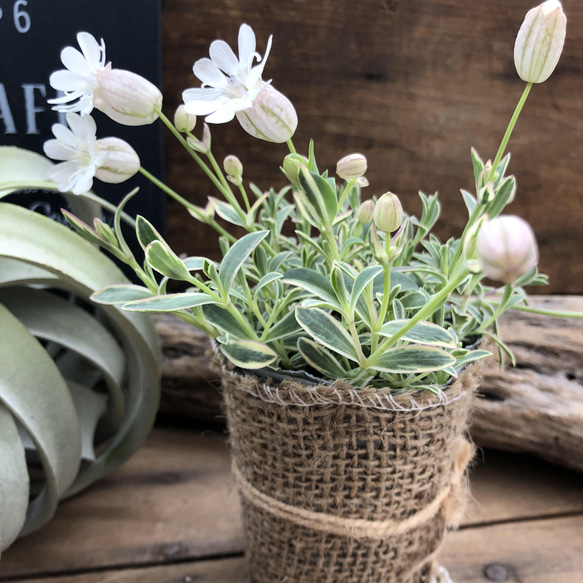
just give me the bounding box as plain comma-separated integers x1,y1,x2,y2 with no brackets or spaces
214,350,483,583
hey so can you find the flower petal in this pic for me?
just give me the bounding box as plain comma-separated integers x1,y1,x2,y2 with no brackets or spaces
49,70,85,92
71,167,95,194
43,139,74,161
52,123,78,148
77,32,105,70
238,24,257,69
205,106,236,124
48,160,80,189
183,87,225,115
209,40,240,76
193,57,228,87
66,112,96,143
61,46,92,77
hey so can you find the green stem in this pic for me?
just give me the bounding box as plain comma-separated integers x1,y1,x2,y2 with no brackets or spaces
205,150,250,224
156,109,248,224
237,182,251,212
376,238,392,328
365,268,469,366
487,301,583,319
487,82,532,183
476,284,513,332
138,167,198,213
338,179,356,209
287,139,297,154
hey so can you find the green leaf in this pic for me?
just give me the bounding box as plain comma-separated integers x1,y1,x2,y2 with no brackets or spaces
0,203,162,501
92,284,154,305
202,304,249,339
392,298,405,320
262,310,301,343
460,189,477,216
145,240,191,281
210,197,245,227
283,268,340,307
295,307,359,362
454,349,491,370
378,319,457,348
373,270,418,294
0,305,81,538
298,166,338,226
470,147,484,187
219,338,277,369
369,345,456,373
136,215,165,250
486,175,516,219
331,265,350,307
123,292,216,312
219,230,269,295
183,256,209,271
297,337,348,378
0,402,29,551
254,272,283,299
114,188,140,257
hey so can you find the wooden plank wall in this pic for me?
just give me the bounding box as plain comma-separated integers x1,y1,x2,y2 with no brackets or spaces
160,0,583,293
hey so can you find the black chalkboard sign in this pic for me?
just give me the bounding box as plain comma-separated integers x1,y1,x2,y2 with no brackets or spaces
0,0,165,234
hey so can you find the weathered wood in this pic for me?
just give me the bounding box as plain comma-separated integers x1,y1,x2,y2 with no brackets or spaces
161,0,583,293
0,428,241,579
0,557,248,583
1,427,582,580
154,296,583,471
443,515,583,583
473,295,583,472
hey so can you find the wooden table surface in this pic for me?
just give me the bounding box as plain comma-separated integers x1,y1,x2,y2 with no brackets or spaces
1,422,582,583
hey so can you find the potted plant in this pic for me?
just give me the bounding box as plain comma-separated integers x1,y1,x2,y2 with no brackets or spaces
3,1,578,580
0,150,162,555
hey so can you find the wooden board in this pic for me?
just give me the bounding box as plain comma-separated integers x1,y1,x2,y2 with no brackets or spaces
0,557,248,583
1,426,582,581
160,0,583,293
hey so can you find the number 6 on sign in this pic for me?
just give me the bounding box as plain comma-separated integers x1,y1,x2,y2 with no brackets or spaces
14,0,31,33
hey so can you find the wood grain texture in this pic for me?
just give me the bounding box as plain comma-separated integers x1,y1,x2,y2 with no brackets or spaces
0,428,242,579
473,295,583,472
0,557,248,583
160,0,583,293
443,515,583,583
1,427,582,580
153,296,583,470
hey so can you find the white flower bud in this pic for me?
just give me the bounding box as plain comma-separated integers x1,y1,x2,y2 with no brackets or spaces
336,153,367,181
94,137,140,184
477,215,538,284
224,155,243,185
373,192,403,233
282,154,308,189
236,84,298,143
94,65,163,126
514,0,567,84
356,200,375,224
174,105,196,133
356,176,370,188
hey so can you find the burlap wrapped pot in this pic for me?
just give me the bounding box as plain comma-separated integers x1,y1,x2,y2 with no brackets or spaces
214,349,483,583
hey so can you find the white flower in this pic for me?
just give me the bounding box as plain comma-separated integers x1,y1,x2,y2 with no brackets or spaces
182,24,273,124
43,113,106,194
48,32,107,115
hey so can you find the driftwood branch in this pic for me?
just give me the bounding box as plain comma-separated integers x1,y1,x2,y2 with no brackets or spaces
154,296,583,472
